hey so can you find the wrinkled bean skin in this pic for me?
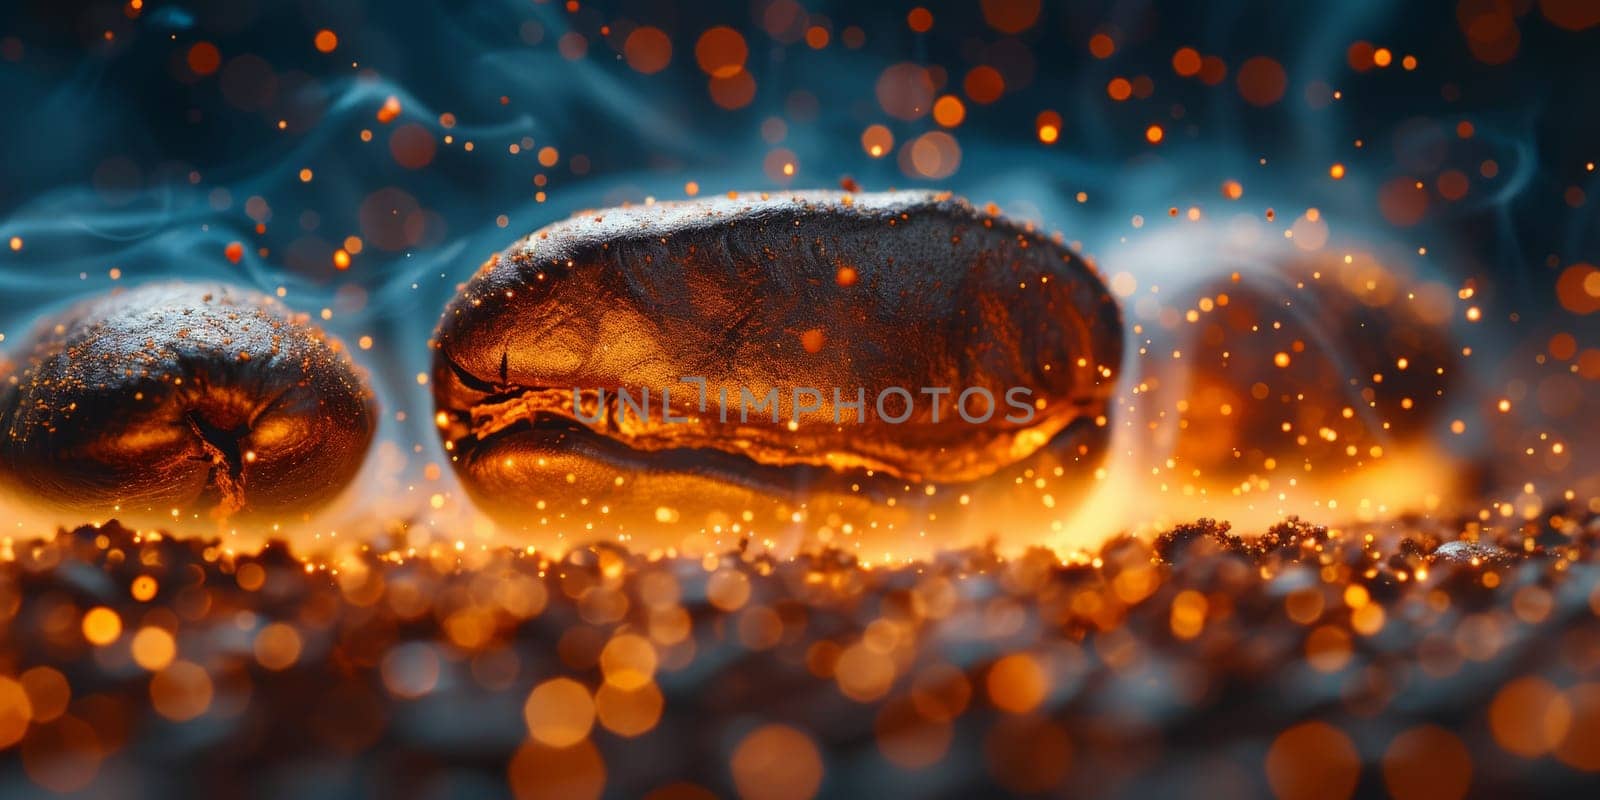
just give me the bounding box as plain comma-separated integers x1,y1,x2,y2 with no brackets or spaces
0,282,377,526
433,191,1122,548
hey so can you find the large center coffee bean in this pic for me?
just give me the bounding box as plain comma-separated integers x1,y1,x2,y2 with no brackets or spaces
0,282,377,527
432,191,1123,552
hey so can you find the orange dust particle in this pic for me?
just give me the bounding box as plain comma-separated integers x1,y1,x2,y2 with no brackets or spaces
187,42,220,75
224,242,244,264
1088,32,1115,58
1382,725,1473,800
932,95,966,127
1036,110,1062,144
1172,47,1202,76
82,607,122,645
1237,56,1287,106
963,65,1005,104
906,131,961,179
1145,124,1164,144
1222,180,1243,199
624,26,672,74
1348,41,1376,71
1542,0,1600,30
557,32,587,60
981,0,1041,34
523,677,594,748
836,266,858,286
708,70,757,109
684,181,700,196
507,740,605,800
377,95,402,124
763,148,798,182
1549,332,1578,360
1329,163,1346,179
861,124,893,157
695,26,747,78
1266,722,1361,800
1107,77,1132,101
314,29,338,53
907,7,933,32
389,123,436,169
1489,676,1571,757
1437,169,1469,200
333,249,351,270
731,725,823,800
1377,177,1430,226
1556,263,1600,314
987,654,1048,713
1373,47,1393,67
877,63,935,120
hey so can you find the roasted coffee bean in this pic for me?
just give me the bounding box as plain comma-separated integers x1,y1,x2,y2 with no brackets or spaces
433,191,1122,549
1137,252,1456,484
0,282,377,526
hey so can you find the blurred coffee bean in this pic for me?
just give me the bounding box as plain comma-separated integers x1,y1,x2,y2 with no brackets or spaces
0,282,376,525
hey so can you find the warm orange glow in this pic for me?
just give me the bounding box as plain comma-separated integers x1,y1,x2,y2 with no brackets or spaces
1237,56,1287,106
0,678,29,750
981,0,1041,34
1036,110,1062,144
861,124,893,158
731,725,823,800
81,607,122,645
186,42,220,75
599,634,658,690
1556,263,1600,314
695,26,747,78
1088,33,1115,58
1490,677,1572,757
1266,722,1360,800
150,661,213,721
377,95,402,124
1172,47,1202,76
254,623,303,670
963,65,1005,104
524,677,595,747
877,62,935,119
987,654,1048,713
131,626,177,671
624,27,672,74
932,94,966,127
